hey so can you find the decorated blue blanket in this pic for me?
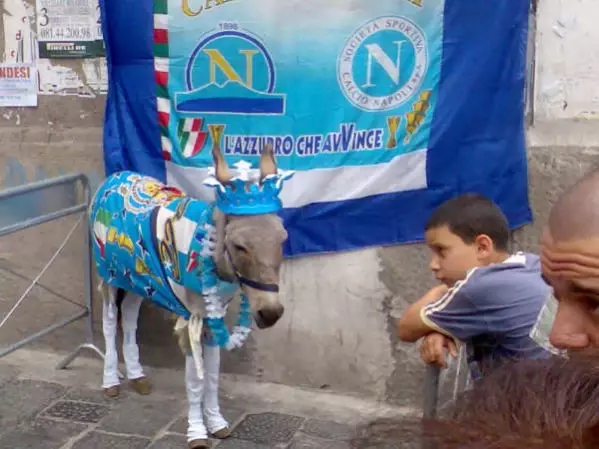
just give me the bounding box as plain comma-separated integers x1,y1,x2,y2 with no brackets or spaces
89,171,238,320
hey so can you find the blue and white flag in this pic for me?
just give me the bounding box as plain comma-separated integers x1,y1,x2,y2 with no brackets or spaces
100,0,533,257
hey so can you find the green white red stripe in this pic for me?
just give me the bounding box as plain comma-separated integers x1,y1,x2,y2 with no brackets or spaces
157,96,170,129
177,118,208,158
93,208,112,257
153,0,171,160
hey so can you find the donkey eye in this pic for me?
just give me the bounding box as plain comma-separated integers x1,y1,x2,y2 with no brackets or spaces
233,244,248,254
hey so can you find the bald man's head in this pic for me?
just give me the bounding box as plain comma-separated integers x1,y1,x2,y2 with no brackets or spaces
548,168,599,242
542,169,599,353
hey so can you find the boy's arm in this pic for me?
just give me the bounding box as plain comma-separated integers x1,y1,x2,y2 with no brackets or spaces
399,269,492,344
421,269,498,343
397,284,449,342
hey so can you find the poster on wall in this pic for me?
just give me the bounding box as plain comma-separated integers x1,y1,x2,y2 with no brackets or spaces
100,0,533,257
0,63,37,107
0,0,107,96
37,58,108,96
3,1,36,64
36,0,105,58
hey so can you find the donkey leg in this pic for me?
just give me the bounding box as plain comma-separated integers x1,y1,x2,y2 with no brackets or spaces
120,293,152,396
102,285,120,397
202,343,230,438
185,354,210,448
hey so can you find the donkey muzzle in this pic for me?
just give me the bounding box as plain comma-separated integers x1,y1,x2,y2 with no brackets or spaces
255,304,284,329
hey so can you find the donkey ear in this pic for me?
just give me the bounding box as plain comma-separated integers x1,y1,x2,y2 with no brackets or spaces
212,143,232,184
259,142,277,181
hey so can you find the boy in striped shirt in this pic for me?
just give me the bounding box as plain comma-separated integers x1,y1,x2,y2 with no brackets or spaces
397,194,554,380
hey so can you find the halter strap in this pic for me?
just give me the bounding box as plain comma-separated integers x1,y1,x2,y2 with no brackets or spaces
226,248,280,293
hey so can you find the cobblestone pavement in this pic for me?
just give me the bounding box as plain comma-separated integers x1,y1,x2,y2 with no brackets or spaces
0,378,359,448
0,350,414,449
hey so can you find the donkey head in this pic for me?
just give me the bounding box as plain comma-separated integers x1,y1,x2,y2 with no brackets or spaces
211,144,288,329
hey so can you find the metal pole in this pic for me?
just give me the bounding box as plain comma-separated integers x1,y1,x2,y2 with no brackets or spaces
423,364,441,419
81,176,95,344
0,173,86,200
0,204,87,237
56,174,105,370
422,364,441,449
0,310,87,358
56,343,106,370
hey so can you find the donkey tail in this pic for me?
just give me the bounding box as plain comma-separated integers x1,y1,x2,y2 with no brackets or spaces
115,287,127,309
115,288,127,323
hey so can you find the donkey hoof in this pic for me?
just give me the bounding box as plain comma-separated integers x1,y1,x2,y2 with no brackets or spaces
188,439,210,449
129,377,153,395
103,385,120,398
211,427,231,439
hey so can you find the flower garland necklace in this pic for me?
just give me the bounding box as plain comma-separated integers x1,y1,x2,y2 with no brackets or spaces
196,209,252,351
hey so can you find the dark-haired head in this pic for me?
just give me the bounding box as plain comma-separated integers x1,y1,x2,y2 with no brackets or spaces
352,351,599,449
425,194,511,286
426,194,510,251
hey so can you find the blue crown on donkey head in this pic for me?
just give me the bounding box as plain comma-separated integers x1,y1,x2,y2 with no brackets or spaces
203,143,294,215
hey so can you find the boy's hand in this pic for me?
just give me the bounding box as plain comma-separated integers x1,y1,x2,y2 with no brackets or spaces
419,332,458,369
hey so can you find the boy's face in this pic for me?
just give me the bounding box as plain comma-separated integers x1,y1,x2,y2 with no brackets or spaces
425,225,485,286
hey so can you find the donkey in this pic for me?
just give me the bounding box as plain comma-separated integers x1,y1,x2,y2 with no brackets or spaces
89,144,290,449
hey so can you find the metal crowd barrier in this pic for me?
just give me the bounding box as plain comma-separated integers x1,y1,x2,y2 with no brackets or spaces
0,173,104,368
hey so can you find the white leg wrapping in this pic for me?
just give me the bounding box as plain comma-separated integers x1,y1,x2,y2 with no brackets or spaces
202,344,229,433
102,289,119,389
120,294,145,381
186,354,208,441
188,314,204,380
